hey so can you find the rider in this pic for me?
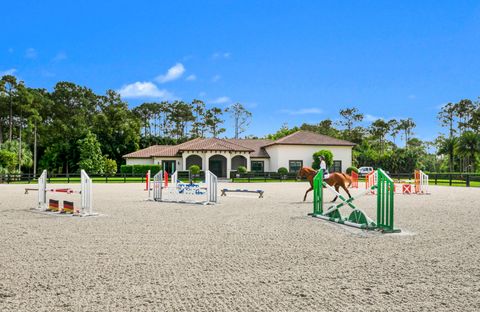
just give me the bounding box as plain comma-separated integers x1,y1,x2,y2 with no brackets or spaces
319,155,329,178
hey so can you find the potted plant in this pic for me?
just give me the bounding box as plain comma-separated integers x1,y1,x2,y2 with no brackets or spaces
236,166,247,178
278,167,288,180
189,165,201,183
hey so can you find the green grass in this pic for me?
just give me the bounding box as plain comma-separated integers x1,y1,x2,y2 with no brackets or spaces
231,178,301,183
5,177,480,187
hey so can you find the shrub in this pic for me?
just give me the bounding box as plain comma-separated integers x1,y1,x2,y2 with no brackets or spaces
237,166,247,173
104,159,118,176
312,150,333,170
346,166,358,175
189,165,201,175
278,167,288,175
120,165,132,174
119,164,161,175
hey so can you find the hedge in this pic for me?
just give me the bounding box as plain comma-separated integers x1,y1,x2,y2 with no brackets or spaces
120,164,162,175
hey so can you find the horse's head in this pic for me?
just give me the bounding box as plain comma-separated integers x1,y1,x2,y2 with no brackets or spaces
297,167,317,180
296,167,305,180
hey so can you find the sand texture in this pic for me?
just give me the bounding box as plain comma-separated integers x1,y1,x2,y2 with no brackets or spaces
1,182,479,311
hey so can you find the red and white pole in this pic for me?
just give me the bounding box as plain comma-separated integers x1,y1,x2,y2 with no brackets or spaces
145,170,150,191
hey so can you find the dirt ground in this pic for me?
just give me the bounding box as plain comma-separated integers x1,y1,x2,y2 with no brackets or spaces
0,181,479,312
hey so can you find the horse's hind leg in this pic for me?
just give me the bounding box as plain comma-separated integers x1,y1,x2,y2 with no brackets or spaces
341,183,352,199
331,185,339,202
303,186,313,201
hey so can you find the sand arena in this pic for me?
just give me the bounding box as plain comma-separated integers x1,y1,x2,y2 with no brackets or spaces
0,182,479,311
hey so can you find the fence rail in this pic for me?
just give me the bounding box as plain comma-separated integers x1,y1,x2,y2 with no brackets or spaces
1,171,479,187
0,172,149,184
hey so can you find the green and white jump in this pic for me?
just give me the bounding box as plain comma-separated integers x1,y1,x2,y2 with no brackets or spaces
308,169,400,233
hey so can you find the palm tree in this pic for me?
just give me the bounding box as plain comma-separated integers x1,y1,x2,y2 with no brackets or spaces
398,118,416,148
455,131,480,172
388,119,399,147
437,136,457,172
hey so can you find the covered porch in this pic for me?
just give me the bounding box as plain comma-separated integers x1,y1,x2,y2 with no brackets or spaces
182,151,250,178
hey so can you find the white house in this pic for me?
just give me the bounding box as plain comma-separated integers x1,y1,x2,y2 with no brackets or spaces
123,131,355,178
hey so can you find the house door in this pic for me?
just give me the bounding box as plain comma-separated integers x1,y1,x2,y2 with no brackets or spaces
162,160,176,174
209,160,223,177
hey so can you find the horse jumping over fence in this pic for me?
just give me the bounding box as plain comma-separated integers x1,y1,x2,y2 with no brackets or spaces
297,166,352,202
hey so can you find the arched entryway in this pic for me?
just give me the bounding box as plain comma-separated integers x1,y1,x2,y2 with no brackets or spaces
231,155,247,171
186,154,203,170
208,155,227,177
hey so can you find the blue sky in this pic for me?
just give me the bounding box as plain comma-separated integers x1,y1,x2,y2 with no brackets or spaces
1,1,480,140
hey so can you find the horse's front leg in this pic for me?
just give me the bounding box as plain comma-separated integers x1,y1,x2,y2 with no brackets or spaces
303,186,313,201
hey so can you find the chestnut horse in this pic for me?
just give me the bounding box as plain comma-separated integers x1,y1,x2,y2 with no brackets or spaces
297,167,352,202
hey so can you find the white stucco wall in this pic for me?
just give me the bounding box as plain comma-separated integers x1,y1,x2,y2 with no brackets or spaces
125,158,154,165
265,145,352,172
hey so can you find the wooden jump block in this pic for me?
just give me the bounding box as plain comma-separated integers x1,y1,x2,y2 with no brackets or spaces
220,189,264,198
47,199,60,212
62,200,74,214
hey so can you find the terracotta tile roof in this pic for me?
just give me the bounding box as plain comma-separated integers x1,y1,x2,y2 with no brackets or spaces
226,139,271,157
123,145,174,158
123,138,254,158
266,131,355,146
177,138,254,152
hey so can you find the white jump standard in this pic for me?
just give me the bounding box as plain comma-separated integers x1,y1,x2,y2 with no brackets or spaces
26,169,96,217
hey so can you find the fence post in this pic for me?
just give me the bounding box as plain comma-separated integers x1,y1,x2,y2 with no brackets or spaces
435,174,438,185
124,174,126,183
449,174,452,186
466,174,470,187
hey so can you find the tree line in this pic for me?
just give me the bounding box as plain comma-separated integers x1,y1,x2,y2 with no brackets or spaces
1,74,479,175
0,75,251,175
267,102,480,173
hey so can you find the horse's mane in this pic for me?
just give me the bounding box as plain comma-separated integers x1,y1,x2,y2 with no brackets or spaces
299,166,318,177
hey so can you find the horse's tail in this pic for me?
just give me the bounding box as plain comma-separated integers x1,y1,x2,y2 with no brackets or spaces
341,173,352,188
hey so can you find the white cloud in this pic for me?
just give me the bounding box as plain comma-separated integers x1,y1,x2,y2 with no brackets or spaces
25,48,37,59
41,70,55,77
186,74,196,81
280,108,322,115
155,63,185,83
210,96,231,104
117,81,173,99
211,74,221,82
365,114,383,122
53,51,67,61
0,68,17,76
212,52,231,59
